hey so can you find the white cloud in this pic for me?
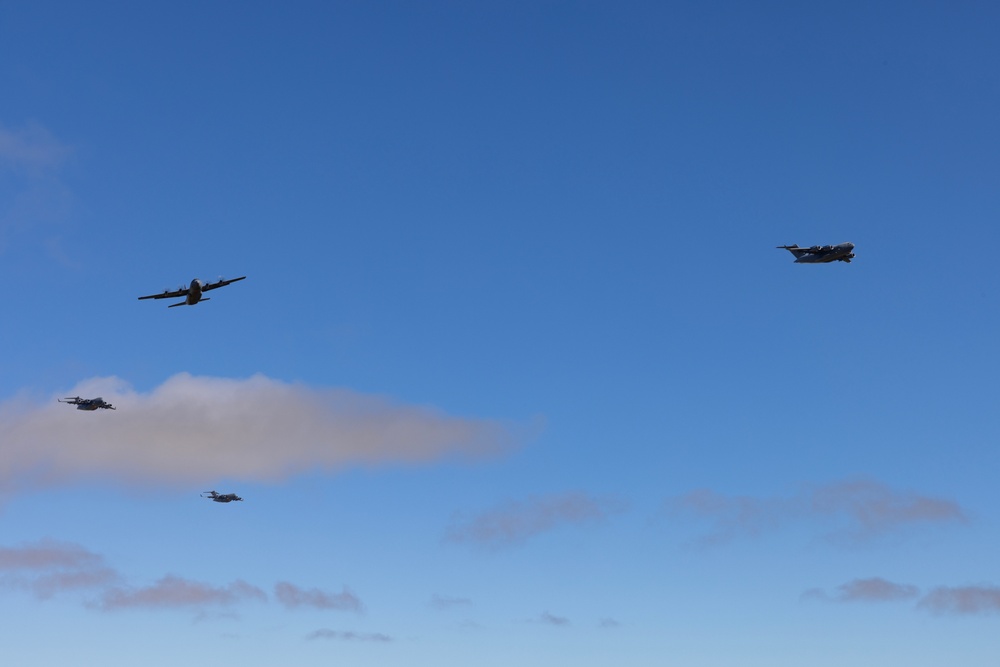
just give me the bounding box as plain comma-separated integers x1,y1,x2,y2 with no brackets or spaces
0,121,70,173
0,373,515,495
0,120,74,255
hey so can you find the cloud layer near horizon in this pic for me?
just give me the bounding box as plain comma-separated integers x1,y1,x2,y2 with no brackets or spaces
0,373,515,492
666,479,965,545
806,578,1000,616
0,539,364,615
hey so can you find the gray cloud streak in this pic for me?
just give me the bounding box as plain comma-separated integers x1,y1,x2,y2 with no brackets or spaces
0,373,515,494
275,582,362,612
97,576,267,610
666,479,965,545
539,611,569,626
430,594,472,610
0,540,370,617
0,540,120,599
446,492,626,548
803,577,920,603
805,579,1000,617
306,629,392,642
918,585,1000,615
0,539,103,571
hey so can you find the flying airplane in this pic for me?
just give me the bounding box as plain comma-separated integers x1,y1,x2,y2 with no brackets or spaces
777,242,855,263
202,490,243,503
59,396,115,411
138,276,246,307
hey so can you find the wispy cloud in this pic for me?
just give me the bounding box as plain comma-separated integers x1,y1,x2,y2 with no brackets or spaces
0,373,516,496
306,629,392,642
0,539,371,620
918,585,1000,615
430,594,472,610
0,539,119,599
809,479,964,537
0,120,74,256
275,582,362,612
806,578,1000,617
0,539,102,570
446,492,625,548
538,611,569,626
803,577,920,603
97,576,267,610
666,479,965,545
0,121,70,173
599,617,621,628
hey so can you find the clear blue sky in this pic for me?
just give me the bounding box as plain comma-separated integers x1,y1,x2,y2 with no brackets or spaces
2,2,999,665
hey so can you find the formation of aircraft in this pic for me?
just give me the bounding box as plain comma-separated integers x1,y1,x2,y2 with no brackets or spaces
777,242,855,263
202,490,243,503
89,242,854,514
59,272,251,505
138,276,246,308
58,396,115,411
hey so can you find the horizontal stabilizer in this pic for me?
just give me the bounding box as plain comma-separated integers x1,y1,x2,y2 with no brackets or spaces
777,244,808,259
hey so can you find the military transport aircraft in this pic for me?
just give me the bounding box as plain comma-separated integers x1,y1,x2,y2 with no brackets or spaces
59,396,115,410
777,243,855,263
138,276,246,307
202,491,243,503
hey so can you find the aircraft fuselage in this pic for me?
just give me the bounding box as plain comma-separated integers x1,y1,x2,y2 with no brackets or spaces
186,279,204,305
782,242,856,264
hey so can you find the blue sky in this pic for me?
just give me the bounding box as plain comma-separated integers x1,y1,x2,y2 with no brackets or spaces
1,1,999,664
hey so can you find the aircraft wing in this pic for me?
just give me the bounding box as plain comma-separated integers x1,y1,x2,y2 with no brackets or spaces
138,287,189,300
202,276,246,292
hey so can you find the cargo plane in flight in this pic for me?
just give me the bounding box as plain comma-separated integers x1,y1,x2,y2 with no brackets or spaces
776,243,855,263
138,276,246,307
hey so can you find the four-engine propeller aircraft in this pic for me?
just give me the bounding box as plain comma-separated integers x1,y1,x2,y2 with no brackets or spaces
59,396,115,411
202,490,243,503
777,243,855,263
138,276,246,307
